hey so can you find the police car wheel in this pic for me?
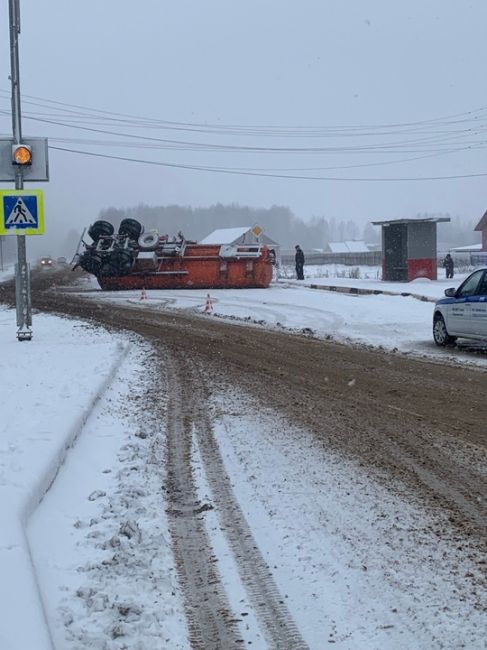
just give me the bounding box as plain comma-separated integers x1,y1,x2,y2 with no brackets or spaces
433,314,456,346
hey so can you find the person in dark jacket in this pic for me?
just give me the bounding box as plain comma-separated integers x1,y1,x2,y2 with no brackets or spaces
443,253,454,279
295,245,305,280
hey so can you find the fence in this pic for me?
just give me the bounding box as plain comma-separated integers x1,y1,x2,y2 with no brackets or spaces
438,251,487,273
280,250,382,267
279,249,486,275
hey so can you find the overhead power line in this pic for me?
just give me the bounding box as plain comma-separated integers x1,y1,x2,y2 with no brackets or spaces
2,89,487,182
1,88,487,137
1,109,486,155
49,145,487,182
47,136,477,172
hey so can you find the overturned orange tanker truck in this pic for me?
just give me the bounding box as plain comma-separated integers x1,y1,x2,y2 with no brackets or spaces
74,219,274,290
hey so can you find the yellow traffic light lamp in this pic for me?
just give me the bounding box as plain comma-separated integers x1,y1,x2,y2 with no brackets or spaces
12,143,32,166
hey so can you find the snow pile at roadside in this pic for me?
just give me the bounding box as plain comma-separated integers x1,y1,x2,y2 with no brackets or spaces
0,308,188,650
29,344,188,650
0,308,123,650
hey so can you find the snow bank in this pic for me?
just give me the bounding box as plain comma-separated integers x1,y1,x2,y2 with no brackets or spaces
0,308,126,650
28,345,189,649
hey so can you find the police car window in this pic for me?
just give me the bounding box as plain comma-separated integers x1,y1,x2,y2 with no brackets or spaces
457,270,483,297
476,272,487,296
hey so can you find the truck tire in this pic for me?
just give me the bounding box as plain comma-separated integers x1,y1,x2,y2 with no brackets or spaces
98,260,119,277
119,218,143,241
138,231,159,251
88,220,114,242
79,251,103,275
110,249,134,274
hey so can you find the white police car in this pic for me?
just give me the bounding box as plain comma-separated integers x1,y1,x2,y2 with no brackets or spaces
433,267,487,345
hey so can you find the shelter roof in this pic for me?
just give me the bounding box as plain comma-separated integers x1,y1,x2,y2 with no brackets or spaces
372,217,451,226
474,211,487,231
449,243,482,252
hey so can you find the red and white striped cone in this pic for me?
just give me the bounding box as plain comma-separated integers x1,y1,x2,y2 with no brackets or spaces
140,287,147,301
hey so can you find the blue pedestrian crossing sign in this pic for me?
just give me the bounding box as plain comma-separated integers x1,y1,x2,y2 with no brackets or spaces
0,190,44,235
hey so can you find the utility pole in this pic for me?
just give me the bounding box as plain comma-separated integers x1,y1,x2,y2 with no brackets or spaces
0,2,48,339
9,0,32,340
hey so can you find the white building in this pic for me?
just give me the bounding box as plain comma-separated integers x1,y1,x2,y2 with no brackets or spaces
199,226,280,264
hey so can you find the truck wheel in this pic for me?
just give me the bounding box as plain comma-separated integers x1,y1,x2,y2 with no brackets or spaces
98,259,119,277
79,251,102,275
110,249,134,274
119,218,143,240
88,220,114,242
138,231,159,251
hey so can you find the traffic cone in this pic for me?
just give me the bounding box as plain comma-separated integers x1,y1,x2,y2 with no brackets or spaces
204,293,213,313
140,287,147,301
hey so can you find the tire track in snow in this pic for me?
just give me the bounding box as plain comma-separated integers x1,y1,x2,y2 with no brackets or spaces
163,352,243,649
176,353,308,650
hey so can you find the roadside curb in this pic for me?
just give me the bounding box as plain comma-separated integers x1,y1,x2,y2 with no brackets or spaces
307,283,436,303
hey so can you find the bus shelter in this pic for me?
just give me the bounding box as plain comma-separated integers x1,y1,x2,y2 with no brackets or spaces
474,210,487,251
372,217,450,282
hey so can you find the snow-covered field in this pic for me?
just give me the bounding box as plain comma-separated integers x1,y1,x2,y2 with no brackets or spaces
1,268,486,649
282,263,471,299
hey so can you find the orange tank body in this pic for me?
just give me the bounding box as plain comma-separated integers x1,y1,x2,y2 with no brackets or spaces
97,243,274,290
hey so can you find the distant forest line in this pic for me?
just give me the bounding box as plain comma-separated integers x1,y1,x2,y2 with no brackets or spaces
98,203,480,250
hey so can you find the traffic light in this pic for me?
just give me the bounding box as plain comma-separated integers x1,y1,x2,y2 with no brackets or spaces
0,137,49,181
12,143,32,166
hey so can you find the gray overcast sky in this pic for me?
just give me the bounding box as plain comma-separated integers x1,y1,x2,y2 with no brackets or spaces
1,0,487,248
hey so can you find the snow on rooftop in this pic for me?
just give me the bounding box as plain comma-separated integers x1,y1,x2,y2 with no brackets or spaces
199,227,251,245
328,240,369,253
328,242,349,253
345,240,369,252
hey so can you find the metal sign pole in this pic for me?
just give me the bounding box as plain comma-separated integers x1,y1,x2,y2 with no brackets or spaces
9,0,32,340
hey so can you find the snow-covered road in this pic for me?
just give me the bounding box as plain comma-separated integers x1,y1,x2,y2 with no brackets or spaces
1,271,486,649
73,271,487,369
